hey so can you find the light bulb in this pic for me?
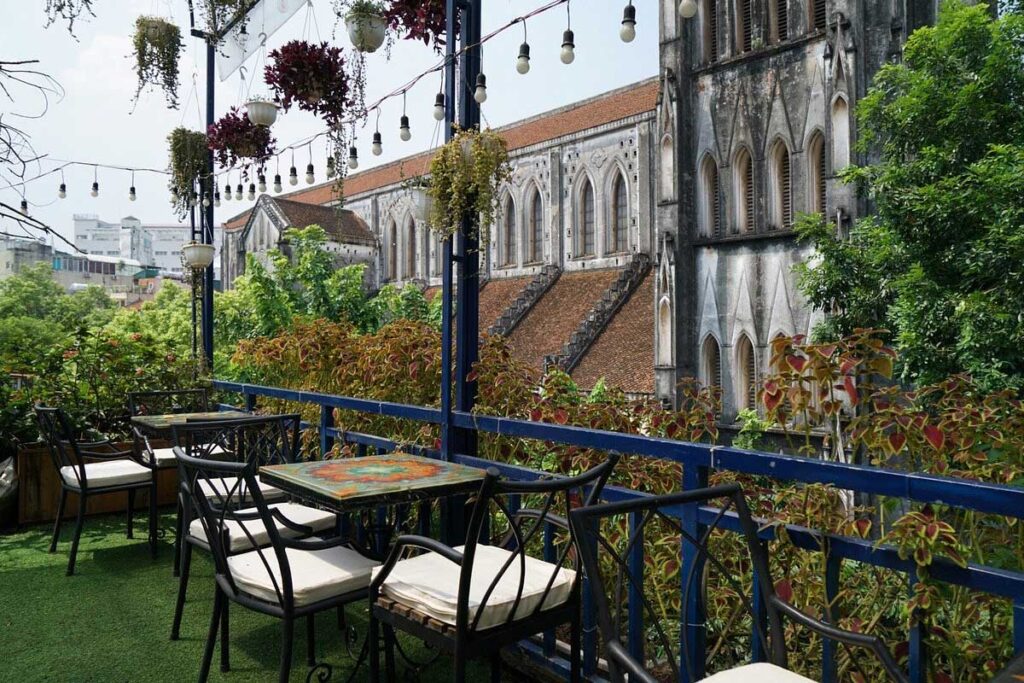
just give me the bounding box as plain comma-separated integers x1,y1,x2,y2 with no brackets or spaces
90,181,99,198
214,191,221,207
289,166,298,186
202,193,210,207
561,30,576,64
372,132,383,156
223,183,231,201
326,156,336,179
678,0,698,18
170,188,179,206
58,183,66,199
620,4,637,42
516,42,531,74
348,146,359,170
235,183,243,200
129,186,137,202
247,183,255,201
190,191,198,208
399,115,412,141
257,174,266,193
19,199,28,215
305,163,315,184
273,174,283,193
474,73,488,104
433,93,446,121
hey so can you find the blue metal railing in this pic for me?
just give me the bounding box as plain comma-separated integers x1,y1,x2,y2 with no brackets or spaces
214,380,1024,682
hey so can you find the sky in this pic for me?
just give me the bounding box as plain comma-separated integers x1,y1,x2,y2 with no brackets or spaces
1,0,657,247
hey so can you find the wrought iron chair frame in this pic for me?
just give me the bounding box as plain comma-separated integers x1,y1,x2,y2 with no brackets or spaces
34,404,158,575
569,483,908,683
368,454,620,683
176,449,371,683
128,388,211,470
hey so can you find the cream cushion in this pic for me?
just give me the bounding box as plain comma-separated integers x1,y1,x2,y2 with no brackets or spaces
374,544,576,631
60,459,151,489
146,444,228,467
188,502,337,552
198,476,288,503
699,663,815,682
227,540,379,606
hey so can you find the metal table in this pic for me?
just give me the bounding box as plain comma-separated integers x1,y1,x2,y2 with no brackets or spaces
130,410,248,439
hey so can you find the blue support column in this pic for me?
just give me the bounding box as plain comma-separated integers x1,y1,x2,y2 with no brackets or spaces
821,550,841,682
627,511,646,665
680,464,708,682
319,403,334,459
1014,599,1024,655
750,540,769,663
201,40,215,370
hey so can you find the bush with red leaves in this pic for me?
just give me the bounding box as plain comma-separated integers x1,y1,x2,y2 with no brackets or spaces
264,40,351,127
385,0,453,51
207,107,276,170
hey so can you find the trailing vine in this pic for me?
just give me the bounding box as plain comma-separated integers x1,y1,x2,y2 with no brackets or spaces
194,0,249,39
167,127,208,218
207,107,276,175
426,127,511,244
264,40,351,127
131,16,181,108
44,0,96,37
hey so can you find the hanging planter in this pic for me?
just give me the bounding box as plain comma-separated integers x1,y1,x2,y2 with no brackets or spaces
244,98,279,127
132,16,181,108
182,241,216,269
385,0,454,51
426,127,511,244
195,0,250,40
167,127,208,218
264,40,351,127
344,1,389,53
207,107,277,172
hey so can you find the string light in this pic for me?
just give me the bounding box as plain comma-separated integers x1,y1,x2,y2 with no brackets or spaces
474,73,488,104
348,145,359,170
400,92,412,141
561,3,575,64
170,185,179,206
223,177,231,202
19,198,28,215
372,110,383,156
129,171,137,202
214,178,221,207
620,2,636,42
289,150,298,186
58,170,66,199
433,92,446,121
247,181,256,201
517,20,531,74
234,180,243,201
326,154,336,179
90,167,99,197
274,157,283,193
202,188,210,207
305,146,315,184
678,0,697,18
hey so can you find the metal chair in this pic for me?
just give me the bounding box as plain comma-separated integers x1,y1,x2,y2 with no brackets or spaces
128,388,210,469
569,483,908,683
368,454,620,683
34,405,158,575
177,448,378,683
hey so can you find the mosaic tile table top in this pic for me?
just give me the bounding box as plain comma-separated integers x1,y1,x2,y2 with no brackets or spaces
130,410,248,436
260,453,487,512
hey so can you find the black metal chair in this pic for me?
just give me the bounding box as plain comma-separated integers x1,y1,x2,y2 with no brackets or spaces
169,415,307,647
176,448,379,683
368,454,620,683
128,388,211,469
569,483,908,683
34,405,158,576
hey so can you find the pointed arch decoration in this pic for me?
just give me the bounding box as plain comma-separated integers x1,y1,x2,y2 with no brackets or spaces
610,170,629,253
769,140,792,229
807,131,826,214
405,217,417,280
736,333,758,411
501,193,517,267
386,218,398,281
702,335,722,395
528,185,544,263
831,96,850,170
660,135,675,201
578,177,596,257
733,147,755,233
699,155,722,238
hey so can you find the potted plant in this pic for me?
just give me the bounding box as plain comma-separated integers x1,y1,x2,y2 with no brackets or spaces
264,40,351,127
344,0,389,53
167,127,208,218
132,16,181,107
426,127,511,244
386,0,453,51
244,98,279,127
207,107,277,171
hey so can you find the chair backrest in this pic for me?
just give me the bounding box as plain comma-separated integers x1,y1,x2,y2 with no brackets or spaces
170,414,302,466
454,454,620,633
128,388,209,416
34,405,85,485
569,485,907,683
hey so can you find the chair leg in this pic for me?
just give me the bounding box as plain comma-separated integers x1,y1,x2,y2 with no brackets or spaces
173,500,183,578
368,613,380,683
50,489,67,552
199,588,223,683
170,542,192,640
490,652,502,683
570,615,582,683
149,480,158,558
306,614,316,667
67,494,87,576
337,605,346,632
279,616,294,683
126,489,135,539
383,625,397,683
220,599,230,672
453,652,466,683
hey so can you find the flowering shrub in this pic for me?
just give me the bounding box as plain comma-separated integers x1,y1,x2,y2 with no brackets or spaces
207,106,276,172
264,40,351,127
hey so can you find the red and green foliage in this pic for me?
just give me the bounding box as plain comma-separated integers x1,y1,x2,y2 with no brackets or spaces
264,41,351,127
207,106,276,171
385,0,452,50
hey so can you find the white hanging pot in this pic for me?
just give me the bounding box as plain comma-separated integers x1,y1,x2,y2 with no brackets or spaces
182,241,216,269
245,98,279,127
412,186,433,222
345,12,388,53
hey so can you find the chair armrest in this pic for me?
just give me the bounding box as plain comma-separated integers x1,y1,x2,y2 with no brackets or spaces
605,640,658,683
511,508,570,532
370,535,464,592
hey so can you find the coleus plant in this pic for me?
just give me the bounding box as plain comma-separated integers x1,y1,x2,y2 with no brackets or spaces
264,40,352,128
385,0,453,51
207,106,276,172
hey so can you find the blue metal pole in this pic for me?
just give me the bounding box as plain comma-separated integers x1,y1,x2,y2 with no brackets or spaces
202,40,215,370
681,464,708,682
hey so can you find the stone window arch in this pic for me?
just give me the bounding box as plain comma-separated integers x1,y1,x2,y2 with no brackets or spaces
736,0,753,52
430,231,442,277
702,334,722,392
735,333,758,412
657,295,673,366
609,169,629,253
770,0,788,43
405,216,417,280
831,96,851,170
807,131,826,214
577,176,596,257
703,0,719,62
385,218,397,281
698,154,722,238
810,0,826,31
733,147,755,233
769,139,793,230
527,185,544,264
501,193,517,267
659,135,675,201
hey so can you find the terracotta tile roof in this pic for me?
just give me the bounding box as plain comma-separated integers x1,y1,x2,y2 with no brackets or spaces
506,269,621,371
223,78,659,231
271,196,375,245
571,272,654,394
478,275,533,333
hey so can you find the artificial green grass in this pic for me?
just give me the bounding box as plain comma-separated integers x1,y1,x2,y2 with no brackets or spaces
0,511,489,682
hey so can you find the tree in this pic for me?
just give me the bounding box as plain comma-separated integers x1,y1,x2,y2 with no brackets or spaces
795,1,1024,390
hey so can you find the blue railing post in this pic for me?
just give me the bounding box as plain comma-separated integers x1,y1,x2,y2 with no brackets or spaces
908,575,927,683
750,540,769,663
1014,599,1024,654
822,550,841,682
582,572,598,678
244,390,256,413
319,403,333,459
628,511,646,666
681,463,709,682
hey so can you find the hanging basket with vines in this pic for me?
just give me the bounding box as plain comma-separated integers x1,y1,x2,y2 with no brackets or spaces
195,0,249,39
132,16,181,108
167,127,208,218
207,107,276,174
426,127,511,244
385,0,453,51
264,40,352,128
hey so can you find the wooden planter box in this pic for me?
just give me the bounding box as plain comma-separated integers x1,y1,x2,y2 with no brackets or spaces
16,442,179,526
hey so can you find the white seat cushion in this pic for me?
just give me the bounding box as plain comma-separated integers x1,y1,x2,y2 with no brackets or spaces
60,459,151,489
699,663,815,682
198,476,288,503
145,444,228,467
188,502,337,552
227,540,379,607
374,544,576,631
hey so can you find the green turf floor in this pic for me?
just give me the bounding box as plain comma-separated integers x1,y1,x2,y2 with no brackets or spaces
0,511,490,682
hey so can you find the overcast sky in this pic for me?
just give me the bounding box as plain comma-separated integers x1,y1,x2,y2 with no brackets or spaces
1,0,657,246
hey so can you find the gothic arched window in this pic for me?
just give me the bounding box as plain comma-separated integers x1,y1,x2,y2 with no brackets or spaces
528,189,544,263
808,131,826,214
810,0,826,31
832,97,851,170
501,195,517,267
699,155,722,238
386,219,397,281
578,178,596,257
771,0,788,43
736,334,757,411
610,172,629,253
405,218,417,279
736,0,753,52
703,0,719,62
769,140,792,229
733,147,755,233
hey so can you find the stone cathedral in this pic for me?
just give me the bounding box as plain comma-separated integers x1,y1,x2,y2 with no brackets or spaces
222,0,933,421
